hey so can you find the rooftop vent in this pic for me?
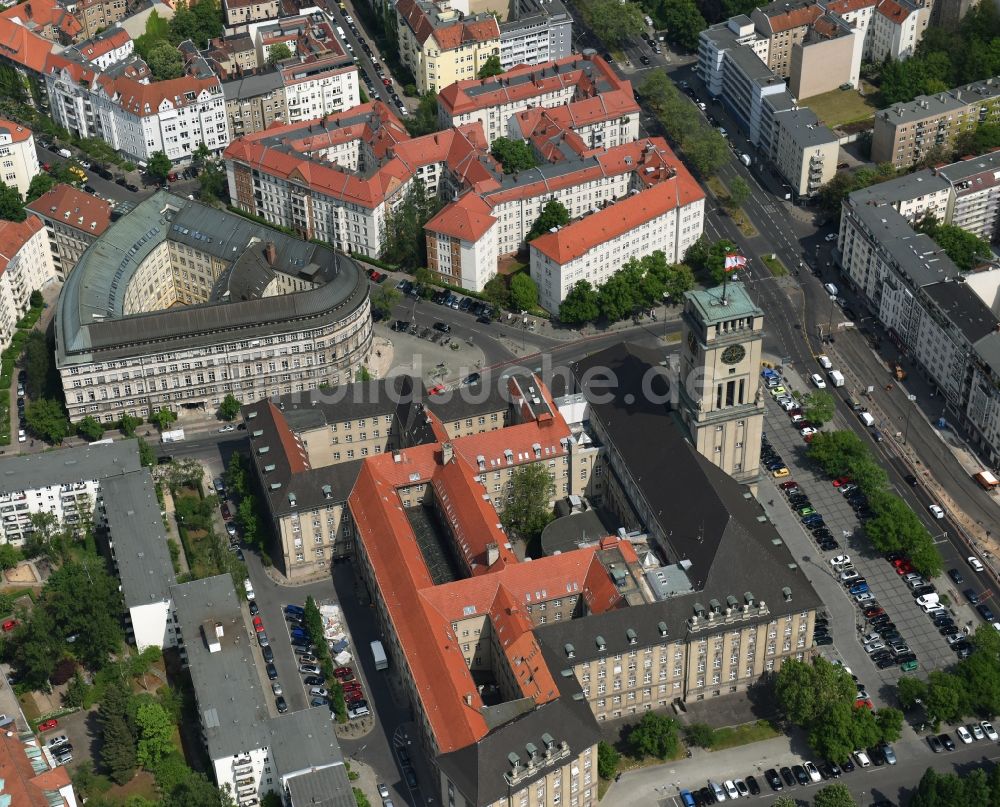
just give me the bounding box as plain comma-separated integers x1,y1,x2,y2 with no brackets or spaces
595,635,606,651
782,586,792,602
658,621,668,637
564,643,575,658
626,628,637,645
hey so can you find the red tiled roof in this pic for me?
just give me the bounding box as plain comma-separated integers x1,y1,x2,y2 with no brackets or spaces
0,17,55,73
109,73,222,116
26,183,112,235
0,732,71,807
268,402,310,474
759,3,822,33
438,53,623,117
0,118,32,143
0,217,43,269
876,0,911,22
0,0,82,39
825,0,877,14
530,178,704,264
513,89,639,135
73,28,131,61
424,193,496,241
395,0,498,49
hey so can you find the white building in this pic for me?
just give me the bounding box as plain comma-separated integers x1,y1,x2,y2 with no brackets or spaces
0,118,39,198
45,56,231,164
0,217,55,354
62,27,134,70
529,181,706,313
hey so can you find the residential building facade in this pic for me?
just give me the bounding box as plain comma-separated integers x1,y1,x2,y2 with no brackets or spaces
26,183,112,279
54,192,373,424
0,217,55,353
0,118,39,198
75,0,130,40
223,0,280,33
529,180,706,313
872,76,1000,168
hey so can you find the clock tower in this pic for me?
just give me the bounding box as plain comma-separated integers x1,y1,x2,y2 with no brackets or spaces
678,282,765,486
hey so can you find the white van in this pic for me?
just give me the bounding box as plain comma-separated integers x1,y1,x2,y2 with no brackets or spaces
824,283,839,297
858,412,875,427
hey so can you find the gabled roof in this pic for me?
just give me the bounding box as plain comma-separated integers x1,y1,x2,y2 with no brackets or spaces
0,0,82,40
529,170,704,264
0,217,43,268
0,117,32,143
26,183,112,236
876,0,912,22
754,1,823,33
424,193,496,241
108,73,222,116
0,17,54,73
395,0,499,49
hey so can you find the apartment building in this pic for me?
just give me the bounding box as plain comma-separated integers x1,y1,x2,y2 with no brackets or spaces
837,176,1000,464
0,119,39,198
225,104,492,256
54,192,373,424
0,217,55,353
395,0,500,94
529,180,706,313
0,0,81,44
74,0,129,40
0,729,78,806
698,17,840,196
171,574,355,807
26,183,112,278
223,0,281,33
788,15,856,100
872,76,1000,168
62,27,133,70
751,0,823,77
100,468,177,651
496,0,572,70
45,55,231,164
938,149,1000,240
436,53,631,145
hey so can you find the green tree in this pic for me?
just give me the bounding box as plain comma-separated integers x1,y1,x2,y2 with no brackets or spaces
875,706,904,743
24,330,51,399
915,214,991,271
100,682,137,785
135,701,175,769
482,273,509,314
382,179,440,270
146,41,184,80
218,394,242,421
0,181,25,222
684,723,715,748
63,669,90,708
371,286,401,320
137,438,156,467
596,741,620,779
490,137,537,174
896,675,928,710
597,271,637,322
558,280,600,324
76,415,105,442
149,408,178,431
682,127,730,177
587,0,644,47
775,657,855,727
266,42,293,67
640,72,701,145
628,712,679,759
30,289,44,309
0,543,20,571
25,399,70,444
192,142,212,167
118,413,144,437
353,787,371,807
161,771,234,807
526,200,570,241
500,464,554,550
25,172,55,203
198,159,228,202
813,783,857,807
802,391,836,426
225,453,250,498
772,799,797,807
510,273,538,311
806,430,871,477
403,92,439,137
924,670,970,727
146,152,173,184
477,54,503,78
960,625,1000,716
660,0,706,50
728,176,750,209
44,559,124,668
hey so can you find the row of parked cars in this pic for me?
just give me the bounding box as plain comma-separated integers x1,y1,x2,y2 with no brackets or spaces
929,720,998,752
683,746,897,804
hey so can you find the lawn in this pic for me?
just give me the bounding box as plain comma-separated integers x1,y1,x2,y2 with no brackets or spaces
708,720,779,750
805,82,878,128
706,177,758,238
760,255,788,277
173,485,223,580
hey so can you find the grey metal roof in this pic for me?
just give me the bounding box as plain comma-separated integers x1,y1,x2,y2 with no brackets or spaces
169,575,272,760
935,149,1000,187
285,766,356,807
924,280,999,344
539,509,611,556
685,282,761,324
724,43,779,85
271,708,354,807
0,439,142,495
56,192,368,365
102,469,176,609
877,88,971,126
773,108,837,148
223,71,284,102
974,330,1000,374
845,196,961,287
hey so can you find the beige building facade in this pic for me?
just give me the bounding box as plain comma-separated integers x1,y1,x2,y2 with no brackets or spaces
678,284,765,486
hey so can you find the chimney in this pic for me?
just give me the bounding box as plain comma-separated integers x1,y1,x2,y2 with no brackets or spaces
264,241,277,265
486,542,499,565
464,693,474,706
441,442,454,464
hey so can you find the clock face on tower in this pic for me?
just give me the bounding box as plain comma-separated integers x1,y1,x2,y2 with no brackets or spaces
721,344,746,365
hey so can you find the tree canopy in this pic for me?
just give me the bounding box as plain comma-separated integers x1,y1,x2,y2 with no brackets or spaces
658,0,706,51
218,393,242,421
490,137,537,174
510,273,538,311
25,399,70,444
500,464,554,552
628,712,679,759
802,391,835,426
526,199,570,241
382,179,440,270
559,280,601,324
916,214,991,271
477,54,503,78
0,181,25,222
587,0,644,47
147,152,173,183
266,42,293,67
147,42,184,80
403,92,439,137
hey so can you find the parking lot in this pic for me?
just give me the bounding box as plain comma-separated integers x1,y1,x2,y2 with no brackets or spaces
758,365,969,687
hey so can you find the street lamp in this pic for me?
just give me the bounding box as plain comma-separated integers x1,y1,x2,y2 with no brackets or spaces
903,393,917,445
662,291,670,341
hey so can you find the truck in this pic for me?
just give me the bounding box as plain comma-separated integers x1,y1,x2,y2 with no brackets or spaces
161,428,185,443
973,470,1000,490
827,370,845,387
371,639,388,671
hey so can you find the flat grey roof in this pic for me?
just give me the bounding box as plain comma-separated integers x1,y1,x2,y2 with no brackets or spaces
56,192,367,365
540,509,611,556
170,575,272,761
877,87,972,126
724,43,778,85
974,330,1000,374
102,469,176,609
773,108,838,148
271,707,354,807
936,149,1000,187
0,439,142,495
224,71,284,102
924,280,999,344
285,767,356,807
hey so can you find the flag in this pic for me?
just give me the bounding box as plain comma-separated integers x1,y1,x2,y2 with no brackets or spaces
724,253,747,272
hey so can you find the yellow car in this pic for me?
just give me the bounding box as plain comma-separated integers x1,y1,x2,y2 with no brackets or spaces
772,467,790,478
